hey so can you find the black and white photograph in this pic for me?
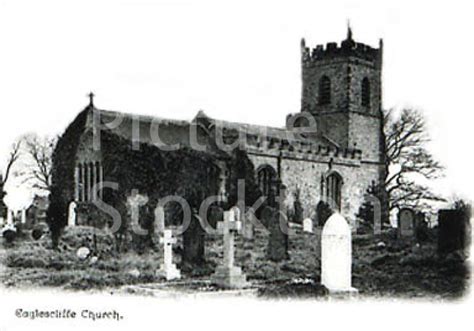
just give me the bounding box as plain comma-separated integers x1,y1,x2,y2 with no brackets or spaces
0,0,472,330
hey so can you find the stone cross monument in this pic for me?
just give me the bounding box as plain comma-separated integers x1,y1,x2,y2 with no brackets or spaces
157,229,181,281
212,210,249,288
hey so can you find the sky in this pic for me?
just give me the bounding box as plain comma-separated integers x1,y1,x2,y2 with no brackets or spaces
0,0,473,204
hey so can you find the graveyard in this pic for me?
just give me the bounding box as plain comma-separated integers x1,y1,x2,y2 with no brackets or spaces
0,206,470,300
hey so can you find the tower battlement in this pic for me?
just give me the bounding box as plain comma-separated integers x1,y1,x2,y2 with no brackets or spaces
301,30,383,67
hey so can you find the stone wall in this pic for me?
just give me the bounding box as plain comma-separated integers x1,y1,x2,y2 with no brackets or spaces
248,151,381,229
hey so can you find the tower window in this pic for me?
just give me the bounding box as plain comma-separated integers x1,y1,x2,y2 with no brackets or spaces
361,77,370,107
257,165,277,199
318,75,331,105
326,172,343,211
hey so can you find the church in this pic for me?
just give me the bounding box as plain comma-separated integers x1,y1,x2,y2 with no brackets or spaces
52,28,385,230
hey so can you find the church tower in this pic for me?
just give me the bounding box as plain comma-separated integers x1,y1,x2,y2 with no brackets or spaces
300,27,384,164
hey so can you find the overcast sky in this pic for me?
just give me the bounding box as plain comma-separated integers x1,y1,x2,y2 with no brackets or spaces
0,0,473,204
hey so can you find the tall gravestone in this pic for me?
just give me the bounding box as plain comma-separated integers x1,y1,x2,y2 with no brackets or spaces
68,201,77,227
321,213,357,293
21,209,27,224
398,208,415,238
242,207,255,240
213,210,248,288
182,214,205,265
267,209,289,262
6,209,13,225
438,209,471,256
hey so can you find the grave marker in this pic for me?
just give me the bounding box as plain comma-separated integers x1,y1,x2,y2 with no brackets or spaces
157,229,181,280
68,201,77,227
267,209,289,262
183,214,205,265
321,213,357,293
6,209,13,225
242,208,255,240
438,209,471,256
213,211,249,288
398,208,415,238
303,218,313,233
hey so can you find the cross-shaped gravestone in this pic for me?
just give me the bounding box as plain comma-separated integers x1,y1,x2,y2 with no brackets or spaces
157,229,181,281
212,210,249,288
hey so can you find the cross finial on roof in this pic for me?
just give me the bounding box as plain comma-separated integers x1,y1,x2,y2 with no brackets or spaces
88,92,95,106
346,19,353,40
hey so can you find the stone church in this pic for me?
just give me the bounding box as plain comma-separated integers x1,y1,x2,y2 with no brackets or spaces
61,28,385,229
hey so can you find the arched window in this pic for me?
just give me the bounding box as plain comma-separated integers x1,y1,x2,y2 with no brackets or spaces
257,165,277,199
318,75,331,105
361,77,370,107
326,172,343,211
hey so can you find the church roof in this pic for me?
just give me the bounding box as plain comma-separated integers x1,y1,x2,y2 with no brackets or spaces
87,106,338,156
192,110,339,147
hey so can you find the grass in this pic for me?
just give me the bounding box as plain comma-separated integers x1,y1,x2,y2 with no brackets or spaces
0,224,470,299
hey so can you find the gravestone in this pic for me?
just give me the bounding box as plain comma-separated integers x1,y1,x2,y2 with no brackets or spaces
303,218,313,233
398,208,415,238
21,209,27,224
260,205,274,229
182,214,205,265
321,213,357,293
157,229,181,280
373,214,381,235
438,209,471,256
6,209,13,225
68,201,77,227
242,207,255,240
127,193,149,235
267,209,289,262
213,210,249,288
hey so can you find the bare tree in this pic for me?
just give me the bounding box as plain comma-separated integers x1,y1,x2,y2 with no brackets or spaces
384,108,445,212
0,140,22,214
18,134,57,193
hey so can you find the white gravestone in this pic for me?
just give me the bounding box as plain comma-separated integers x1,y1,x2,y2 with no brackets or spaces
213,210,249,288
68,201,77,227
321,213,357,293
6,210,13,225
157,229,181,280
303,218,313,233
21,209,27,224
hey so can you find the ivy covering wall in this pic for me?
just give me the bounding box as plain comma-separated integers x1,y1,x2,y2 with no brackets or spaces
47,109,262,252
